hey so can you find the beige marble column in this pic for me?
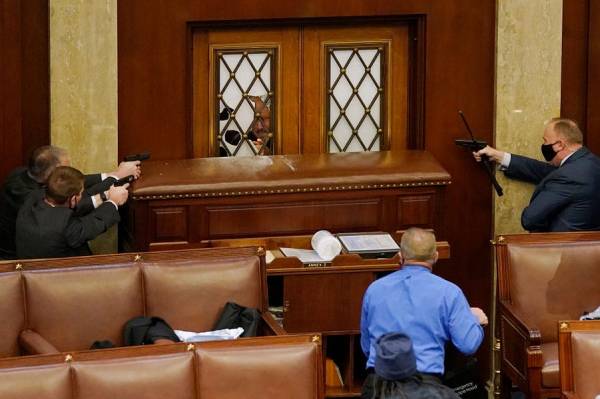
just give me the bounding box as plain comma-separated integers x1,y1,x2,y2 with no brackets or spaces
491,1,563,397
50,0,118,253
495,0,563,235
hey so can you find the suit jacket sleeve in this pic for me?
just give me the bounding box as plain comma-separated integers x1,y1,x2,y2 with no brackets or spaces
85,176,117,195
84,174,102,188
64,202,120,248
521,174,574,232
74,177,118,216
504,154,557,184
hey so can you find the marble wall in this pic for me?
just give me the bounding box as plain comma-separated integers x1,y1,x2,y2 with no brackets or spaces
50,0,118,253
491,2,563,396
494,0,563,235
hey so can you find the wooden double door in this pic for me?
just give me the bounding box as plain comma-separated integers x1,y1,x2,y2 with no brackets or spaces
192,23,411,157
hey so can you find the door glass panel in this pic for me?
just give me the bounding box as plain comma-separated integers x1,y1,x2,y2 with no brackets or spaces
216,48,276,156
327,46,385,153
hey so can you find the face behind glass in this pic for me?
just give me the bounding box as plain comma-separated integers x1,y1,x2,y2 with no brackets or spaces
251,98,271,139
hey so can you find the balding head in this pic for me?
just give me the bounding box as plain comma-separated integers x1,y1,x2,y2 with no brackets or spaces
547,118,583,145
27,146,69,184
400,228,437,264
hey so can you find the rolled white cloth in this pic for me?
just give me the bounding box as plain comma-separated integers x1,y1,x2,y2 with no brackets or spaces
311,230,342,261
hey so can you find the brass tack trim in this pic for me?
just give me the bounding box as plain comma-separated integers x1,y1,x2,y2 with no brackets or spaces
560,322,568,330
130,180,452,200
15,263,23,271
311,335,320,343
65,354,73,363
133,254,143,262
186,344,195,351
494,339,501,351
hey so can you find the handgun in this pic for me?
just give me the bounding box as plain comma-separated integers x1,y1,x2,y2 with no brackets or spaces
114,175,134,187
455,110,504,196
123,152,150,162
454,138,488,152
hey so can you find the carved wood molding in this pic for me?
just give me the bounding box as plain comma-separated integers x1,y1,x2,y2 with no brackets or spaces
132,180,451,200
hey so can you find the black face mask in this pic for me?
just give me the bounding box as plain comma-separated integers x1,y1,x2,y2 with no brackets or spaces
541,141,559,162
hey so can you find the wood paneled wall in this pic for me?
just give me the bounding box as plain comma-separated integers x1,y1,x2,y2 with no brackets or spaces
0,0,49,181
562,0,600,154
118,0,496,375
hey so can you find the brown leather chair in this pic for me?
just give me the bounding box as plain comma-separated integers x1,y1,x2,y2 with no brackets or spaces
558,320,600,399
0,246,283,356
494,232,600,399
0,271,25,357
0,334,323,399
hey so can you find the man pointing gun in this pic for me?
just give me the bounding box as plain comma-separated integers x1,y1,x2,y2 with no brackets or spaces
474,118,600,232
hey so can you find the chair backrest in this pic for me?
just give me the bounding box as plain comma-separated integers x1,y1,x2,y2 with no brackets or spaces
23,263,144,351
74,352,196,399
559,320,600,399
0,335,322,399
196,342,320,399
0,272,25,357
0,246,266,354
0,363,71,399
496,233,600,342
142,256,264,332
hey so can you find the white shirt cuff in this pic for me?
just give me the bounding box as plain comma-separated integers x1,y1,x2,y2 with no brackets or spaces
101,173,119,181
499,153,511,170
91,195,99,209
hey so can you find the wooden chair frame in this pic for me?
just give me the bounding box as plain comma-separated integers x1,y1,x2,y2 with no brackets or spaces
494,231,600,399
558,319,600,399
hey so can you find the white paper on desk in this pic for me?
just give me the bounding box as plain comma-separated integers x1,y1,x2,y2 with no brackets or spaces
174,327,244,343
265,250,275,264
280,247,329,263
338,234,400,252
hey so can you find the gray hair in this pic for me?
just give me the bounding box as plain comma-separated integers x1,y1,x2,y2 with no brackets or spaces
28,145,68,183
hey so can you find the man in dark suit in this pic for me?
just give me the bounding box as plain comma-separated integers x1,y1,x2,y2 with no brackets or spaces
16,166,129,259
475,118,600,232
0,145,141,259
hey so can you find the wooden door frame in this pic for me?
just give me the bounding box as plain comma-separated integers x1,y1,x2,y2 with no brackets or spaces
188,15,426,158
561,0,600,154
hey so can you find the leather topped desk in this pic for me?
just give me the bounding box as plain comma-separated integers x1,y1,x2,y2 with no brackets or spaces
122,151,451,251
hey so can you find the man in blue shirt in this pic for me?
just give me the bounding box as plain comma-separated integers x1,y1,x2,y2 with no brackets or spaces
360,228,487,397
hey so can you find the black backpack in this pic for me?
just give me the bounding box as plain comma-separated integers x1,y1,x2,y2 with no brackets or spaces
213,302,260,337
123,316,181,346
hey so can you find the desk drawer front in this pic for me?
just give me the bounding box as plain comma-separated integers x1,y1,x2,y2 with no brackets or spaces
206,199,381,238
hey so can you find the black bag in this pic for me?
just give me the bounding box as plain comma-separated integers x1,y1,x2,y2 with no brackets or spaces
213,302,260,337
443,358,487,399
123,316,180,346
90,340,116,350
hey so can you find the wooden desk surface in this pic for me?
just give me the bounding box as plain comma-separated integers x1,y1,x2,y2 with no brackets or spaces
132,150,451,199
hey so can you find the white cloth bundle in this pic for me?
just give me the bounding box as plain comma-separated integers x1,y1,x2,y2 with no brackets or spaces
174,327,244,343
311,230,342,261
